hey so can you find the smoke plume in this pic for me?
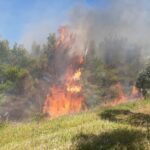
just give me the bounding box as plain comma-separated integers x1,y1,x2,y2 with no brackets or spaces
69,0,150,58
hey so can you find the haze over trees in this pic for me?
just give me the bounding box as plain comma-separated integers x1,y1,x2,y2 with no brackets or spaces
0,30,146,121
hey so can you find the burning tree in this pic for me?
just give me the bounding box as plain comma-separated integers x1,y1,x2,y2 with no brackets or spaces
43,26,85,118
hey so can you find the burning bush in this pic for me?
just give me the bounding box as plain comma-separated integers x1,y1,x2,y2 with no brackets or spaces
43,26,86,118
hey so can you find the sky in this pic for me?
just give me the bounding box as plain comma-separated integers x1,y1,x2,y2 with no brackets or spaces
0,0,107,48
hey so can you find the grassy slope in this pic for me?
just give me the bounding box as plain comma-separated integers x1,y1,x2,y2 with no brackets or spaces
0,100,150,150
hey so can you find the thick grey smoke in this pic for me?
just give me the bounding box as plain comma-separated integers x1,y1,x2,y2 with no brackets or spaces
69,0,150,58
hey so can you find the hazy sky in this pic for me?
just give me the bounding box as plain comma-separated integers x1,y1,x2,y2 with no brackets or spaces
2,0,149,51
0,0,107,48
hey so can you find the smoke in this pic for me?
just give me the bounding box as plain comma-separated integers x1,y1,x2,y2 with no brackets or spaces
18,0,72,50
18,0,150,55
69,0,150,57
20,21,52,50
2,0,150,121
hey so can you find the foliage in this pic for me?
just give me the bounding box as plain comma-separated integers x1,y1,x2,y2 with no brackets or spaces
0,40,10,63
83,55,120,106
136,63,150,97
0,31,147,121
0,81,13,92
0,64,29,94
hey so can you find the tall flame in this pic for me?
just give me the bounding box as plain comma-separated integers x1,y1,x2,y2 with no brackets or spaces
43,26,85,118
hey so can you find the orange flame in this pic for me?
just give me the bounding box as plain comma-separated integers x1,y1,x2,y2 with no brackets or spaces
43,68,84,118
66,69,82,93
111,83,142,106
43,86,84,118
72,69,81,80
43,26,85,118
111,82,127,106
56,26,75,48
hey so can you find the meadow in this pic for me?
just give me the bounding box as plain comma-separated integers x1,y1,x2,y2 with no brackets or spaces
0,99,149,150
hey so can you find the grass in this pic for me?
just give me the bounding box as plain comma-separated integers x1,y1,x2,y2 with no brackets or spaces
0,99,150,150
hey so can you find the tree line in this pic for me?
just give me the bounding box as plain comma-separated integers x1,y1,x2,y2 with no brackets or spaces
0,33,149,110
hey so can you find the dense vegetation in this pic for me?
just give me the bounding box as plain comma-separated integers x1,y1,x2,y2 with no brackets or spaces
0,32,147,121
0,28,149,149
136,62,150,98
0,99,149,149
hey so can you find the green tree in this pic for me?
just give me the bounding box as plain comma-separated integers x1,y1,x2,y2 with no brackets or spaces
10,43,31,67
136,63,150,98
0,40,10,63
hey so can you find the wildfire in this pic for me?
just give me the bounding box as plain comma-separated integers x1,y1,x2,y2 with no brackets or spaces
111,82,127,106
72,69,81,80
43,26,142,117
56,25,75,48
43,26,85,118
111,82,142,106
66,69,82,93
67,85,81,93
130,85,142,99
43,67,84,118
43,86,84,118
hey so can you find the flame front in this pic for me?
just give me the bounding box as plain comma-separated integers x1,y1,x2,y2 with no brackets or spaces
43,26,85,118
43,68,84,118
111,83,143,106
43,85,84,118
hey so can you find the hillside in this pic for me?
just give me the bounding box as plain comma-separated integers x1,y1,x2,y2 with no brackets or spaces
0,100,150,150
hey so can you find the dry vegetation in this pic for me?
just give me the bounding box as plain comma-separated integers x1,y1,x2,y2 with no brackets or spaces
0,99,149,150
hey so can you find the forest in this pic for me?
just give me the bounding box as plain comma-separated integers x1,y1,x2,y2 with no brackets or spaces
0,29,148,121
0,1,150,149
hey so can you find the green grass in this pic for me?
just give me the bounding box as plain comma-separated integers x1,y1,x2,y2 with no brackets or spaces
0,99,150,150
